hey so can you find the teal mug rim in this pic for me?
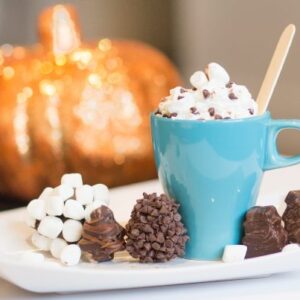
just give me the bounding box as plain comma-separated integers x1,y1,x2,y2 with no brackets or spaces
150,111,270,124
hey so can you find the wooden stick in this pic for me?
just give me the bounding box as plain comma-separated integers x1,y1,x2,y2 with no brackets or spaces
257,24,296,115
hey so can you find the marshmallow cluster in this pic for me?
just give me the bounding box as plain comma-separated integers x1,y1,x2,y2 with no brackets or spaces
156,63,258,120
26,173,110,266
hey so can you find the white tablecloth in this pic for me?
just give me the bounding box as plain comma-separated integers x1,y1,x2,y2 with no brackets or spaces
2,164,300,299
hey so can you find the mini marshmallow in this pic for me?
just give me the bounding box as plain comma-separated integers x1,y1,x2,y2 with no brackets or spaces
84,201,106,221
39,187,54,199
76,185,94,205
222,245,247,263
63,199,85,220
50,238,68,259
190,71,208,89
93,184,109,205
282,244,300,253
20,252,45,264
62,219,83,242
31,232,52,251
27,199,46,220
38,216,63,239
25,214,36,228
53,184,74,201
60,244,81,266
61,173,83,188
205,62,230,83
44,195,64,216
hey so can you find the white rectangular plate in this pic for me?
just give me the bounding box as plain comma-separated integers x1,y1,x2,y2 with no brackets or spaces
0,183,299,294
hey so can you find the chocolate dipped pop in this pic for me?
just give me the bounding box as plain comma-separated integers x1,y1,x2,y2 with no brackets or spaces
79,206,126,262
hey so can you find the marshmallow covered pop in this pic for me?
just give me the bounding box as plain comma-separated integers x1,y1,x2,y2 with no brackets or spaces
156,63,258,120
26,173,110,266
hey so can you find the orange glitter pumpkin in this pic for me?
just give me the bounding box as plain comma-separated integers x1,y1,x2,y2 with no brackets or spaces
0,5,181,201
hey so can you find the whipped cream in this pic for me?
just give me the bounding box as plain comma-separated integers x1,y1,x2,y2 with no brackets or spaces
156,63,257,120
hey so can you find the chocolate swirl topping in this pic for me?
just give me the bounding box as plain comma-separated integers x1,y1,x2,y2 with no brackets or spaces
242,206,287,258
79,206,125,262
282,190,300,243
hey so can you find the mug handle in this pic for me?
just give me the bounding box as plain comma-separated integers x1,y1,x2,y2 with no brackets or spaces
264,119,300,170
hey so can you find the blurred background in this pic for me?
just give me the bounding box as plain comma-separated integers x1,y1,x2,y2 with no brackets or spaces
1,0,300,208
1,0,300,152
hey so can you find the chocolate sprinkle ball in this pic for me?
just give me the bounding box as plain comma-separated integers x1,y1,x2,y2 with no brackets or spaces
242,206,287,258
125,193,189,263
282,190,300,243
79,206,126,263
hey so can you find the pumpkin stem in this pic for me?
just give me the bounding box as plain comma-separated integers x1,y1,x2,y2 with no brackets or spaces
38,5,81,55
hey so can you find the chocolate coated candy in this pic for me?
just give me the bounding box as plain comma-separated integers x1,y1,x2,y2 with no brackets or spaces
282,190,300,243
242,206,287,258
79,206,125,262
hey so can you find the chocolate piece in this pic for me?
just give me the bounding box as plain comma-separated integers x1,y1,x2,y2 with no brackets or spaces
226,81,233,88
154,109,162,115
177,96,184,100
248,108,254,115
282,190,300,243
125,193,188,263
190,107,199,114
192,87,197,91
242,206,287,258
208,107,215,116
162,114,171,118
170,112,178,118
202,89,210,99
214,114,223,119
79,206,125,262
228,92,238,100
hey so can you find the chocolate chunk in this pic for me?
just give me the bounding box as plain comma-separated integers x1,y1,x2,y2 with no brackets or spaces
177,96,184,100
202,89,210,99
282,190,300,243
242,206,287,258
248,108,254,115
226,81,233,88
162,114,171,118
192,87,197,91
214,114,223,119
228,92,238,100
180,88,187,93
190,107,199,114
79,206,126,263
125,193,189,263
154,109,162,115
208,107,215,116
170,113,178,118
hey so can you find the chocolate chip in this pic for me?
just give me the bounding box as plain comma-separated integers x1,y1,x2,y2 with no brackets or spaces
202,89,210,99
214,114,223,119
177,96,184,100
208,107,215,116
154,109,162,115
190,107,199,114
180,88,187,93
226,81,233,88
228,92,238,100
192,87,197,91
162,114,171,118
248,108,254,115
170,113,178,118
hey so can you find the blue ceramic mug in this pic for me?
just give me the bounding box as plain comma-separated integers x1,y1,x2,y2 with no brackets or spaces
151,112,300,260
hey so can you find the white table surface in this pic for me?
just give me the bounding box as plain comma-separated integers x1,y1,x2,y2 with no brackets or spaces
2,164,300,299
